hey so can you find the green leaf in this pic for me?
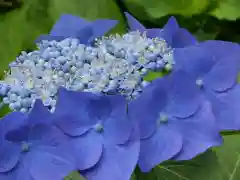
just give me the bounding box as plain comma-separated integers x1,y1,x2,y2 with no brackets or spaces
143,71,169,82
0,103,11,118
194,29,218,41
213,134,240,180
123,0,210,21
136,150,223,180
210,0,240,20
131,173,137,180
0,0,126,77
64,171,86,180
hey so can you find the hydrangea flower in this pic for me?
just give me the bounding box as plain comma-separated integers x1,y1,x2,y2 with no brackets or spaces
128,70,222,172
174,41,240,130
52,88,140,180
35,14,118,44
0,100,77,180
124,12,197,48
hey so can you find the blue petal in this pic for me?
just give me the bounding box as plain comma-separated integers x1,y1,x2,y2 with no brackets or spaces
0,112,27,139
138,124,182,172
91,19,118,38
0,172,16,180
76,25,94,44
0,154,34,180
104,95,132,144
128,78,168,139
71,131,103,170
35,14,89,43
173,46,215,78
86,95,113,122
124,12,146,32
146,28,165,39
0,141,21,173
54,88,97,134
171,28,197,48
204,53,240,92
82,125,140,180
28,124,68,147
161,16,179,46
50,14,89,37
4,125,29,142
165,71,201,118
175,40,239,77
198,40,240,60
30,146,77,180
172,100,222,160
14,154,34,180
27,100,52,125
209,86,240,131
55,88,95,116
54,114,91,137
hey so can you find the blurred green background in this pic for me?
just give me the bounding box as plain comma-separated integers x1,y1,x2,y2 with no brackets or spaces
0,0,240,180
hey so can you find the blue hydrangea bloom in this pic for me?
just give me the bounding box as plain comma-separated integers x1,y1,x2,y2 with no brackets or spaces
174,41,240,130
124,12,197,48
52,88,140,180
128,71,222,172
0,100,76,180
35,14,118,44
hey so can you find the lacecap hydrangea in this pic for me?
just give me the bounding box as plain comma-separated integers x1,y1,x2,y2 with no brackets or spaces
1,12,240,180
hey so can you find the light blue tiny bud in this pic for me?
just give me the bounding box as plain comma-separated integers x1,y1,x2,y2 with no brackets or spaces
49,51,60,58
37,59,45,66
141,81,150,87
62,63,70,72
9,93,18,102
70,66,77,73
76,61,83,68
144,52,157,61
9,103,16,110
20,99,31,108
64,73,70,79
145,62,157,69
61,46,71,56
44,62,51,69
41,48,51,60
58,38,71,47
58,71,64,77
164,63,172,71
20,108,28,113
3,97,10,104
56,56,67,64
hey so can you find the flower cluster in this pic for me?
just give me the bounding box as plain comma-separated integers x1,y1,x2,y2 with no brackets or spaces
0,15,174,112
1,12,240,180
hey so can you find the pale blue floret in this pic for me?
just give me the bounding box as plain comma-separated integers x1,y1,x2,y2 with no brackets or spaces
0,32,174,112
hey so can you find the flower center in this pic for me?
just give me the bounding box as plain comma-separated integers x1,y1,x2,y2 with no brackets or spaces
157,113,169,126
94,123,104,133
196,78,204,87
21,142,30,152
